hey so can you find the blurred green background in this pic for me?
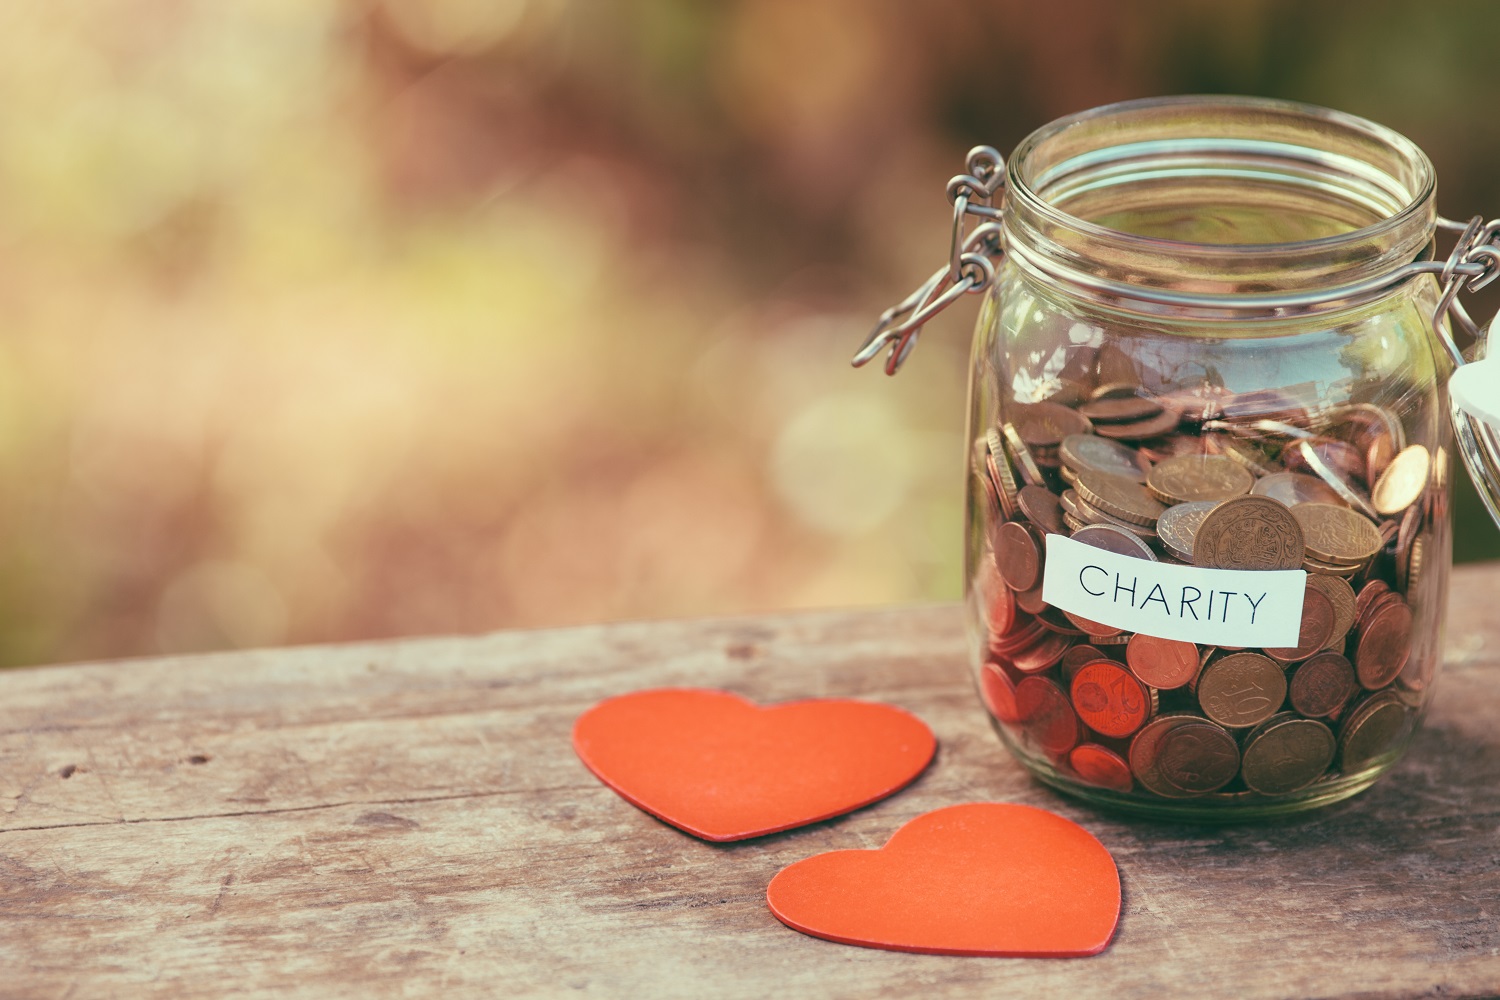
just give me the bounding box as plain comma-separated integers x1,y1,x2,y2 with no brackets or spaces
1,0,1497,667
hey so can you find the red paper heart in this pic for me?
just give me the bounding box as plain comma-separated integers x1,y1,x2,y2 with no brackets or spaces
767,802,1120,956
572,688,935,842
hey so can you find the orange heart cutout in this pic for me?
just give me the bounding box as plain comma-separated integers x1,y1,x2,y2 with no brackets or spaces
767,802,1120,956
572,688,935,842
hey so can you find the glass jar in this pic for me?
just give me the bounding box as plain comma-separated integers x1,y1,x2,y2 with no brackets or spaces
857,96,1500,820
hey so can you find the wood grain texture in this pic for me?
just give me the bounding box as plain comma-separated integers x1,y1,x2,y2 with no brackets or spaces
5,564,1500,998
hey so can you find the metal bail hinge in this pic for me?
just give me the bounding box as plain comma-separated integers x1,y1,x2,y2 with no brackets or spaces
852,146,1008,376
1433,214,1500,366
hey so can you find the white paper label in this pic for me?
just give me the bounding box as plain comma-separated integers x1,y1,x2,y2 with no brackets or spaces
1041,534,1306,647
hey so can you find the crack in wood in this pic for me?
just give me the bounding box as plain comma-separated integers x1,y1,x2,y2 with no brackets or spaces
0,784,594,835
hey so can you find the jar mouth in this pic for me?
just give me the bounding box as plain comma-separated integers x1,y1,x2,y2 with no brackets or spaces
1004,96,1437,304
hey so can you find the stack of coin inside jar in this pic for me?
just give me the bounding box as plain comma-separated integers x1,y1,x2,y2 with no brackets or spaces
973,369,1442,803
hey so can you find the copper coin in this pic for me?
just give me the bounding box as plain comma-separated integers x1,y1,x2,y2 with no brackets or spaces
989,619,1046,659
1060,644,1109,682
1063,610,1124,638
1059,433,1152,482
1076,470,1167,526
1069,743,1134,792
979,661,1022,723
1157,720,1241,795
995,521,1043,591
1360,590,1404,625
1240,714,1336,795
1265,586,1335,664
1014,401,1093,448
1147,454,1255,504
1371,444,1430,515
1192,495,1305,571
1008,629,1076,674
981,569,1016,638
988,621,1035,663
1155,499,1219,562
1196,651,1287,729
1128,714,1205,798
1093,407,1183,441
1251,471,1348,508
1288,651,1358,718
1126,633,1200,689
1355,599,1413,689
1364,430,1397,488
1324,402,1403,453
1091,378,1143,400
1291,503,1383,565
1070,523,1159,561
1078,395,1163,424
1014,581,1049,615
1070,660,1155,738
1355,579,1391,619
1305,574,1358,650
1016,676,1082,755
1018,484,1067,535
1338,691,1411,772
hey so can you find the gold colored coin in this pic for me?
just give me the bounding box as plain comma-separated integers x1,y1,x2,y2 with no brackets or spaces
1371,444,1430,516
1146,454,1254,504
986,428,1020,518
1305,574,1358,649
1291,503,1383,565
1408,532,1427,593
1075,470,1166,527
1070,490,1159,539
1192,496,1305,571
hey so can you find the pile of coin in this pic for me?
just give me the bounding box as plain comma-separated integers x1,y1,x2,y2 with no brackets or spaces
974,384,1438,802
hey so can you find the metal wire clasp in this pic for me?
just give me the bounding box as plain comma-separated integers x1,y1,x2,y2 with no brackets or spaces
851,146,1007,375
1433,215,1500,367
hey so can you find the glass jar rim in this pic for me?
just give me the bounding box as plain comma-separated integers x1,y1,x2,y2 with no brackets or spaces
1003,95,1438,308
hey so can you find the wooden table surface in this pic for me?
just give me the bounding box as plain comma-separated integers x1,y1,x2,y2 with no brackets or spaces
6,563,1500,998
